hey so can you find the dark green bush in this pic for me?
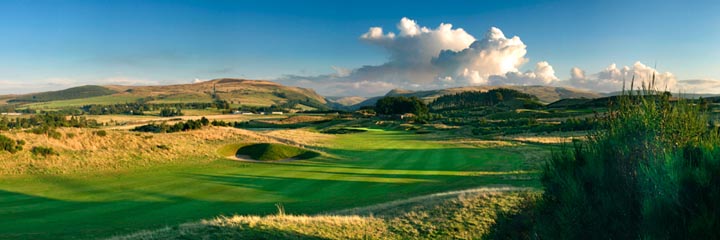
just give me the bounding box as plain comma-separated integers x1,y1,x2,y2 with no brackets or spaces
31,146,58,157
537,92,720,238
93,130,107,137
0,134,24,153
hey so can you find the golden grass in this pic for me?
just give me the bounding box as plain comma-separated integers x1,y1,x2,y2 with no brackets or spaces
0,126,326,175
257,115,332,125
1,128,210,175
498,134,587,144
263,129,335,147
90,114,284,130
109,188,538,240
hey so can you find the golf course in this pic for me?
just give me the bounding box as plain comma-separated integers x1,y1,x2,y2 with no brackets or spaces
0,128,545,239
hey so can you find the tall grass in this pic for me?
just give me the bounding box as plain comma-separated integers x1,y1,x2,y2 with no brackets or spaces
538,85,720,238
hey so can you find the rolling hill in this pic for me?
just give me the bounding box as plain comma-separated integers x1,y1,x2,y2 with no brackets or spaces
351,85,602,109
7,85,118,103
2,79,328,110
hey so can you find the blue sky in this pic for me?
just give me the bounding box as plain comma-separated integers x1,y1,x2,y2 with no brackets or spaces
1,0,719,95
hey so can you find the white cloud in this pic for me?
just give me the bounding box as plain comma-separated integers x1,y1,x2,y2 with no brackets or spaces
489,61,558,85
434,27,534,85
676,79,720,94
361,17,475,65
279,18,557,96
563,62,676,92
331,66,351,77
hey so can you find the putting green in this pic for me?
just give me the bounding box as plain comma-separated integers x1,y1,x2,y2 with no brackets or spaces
0,130,545,239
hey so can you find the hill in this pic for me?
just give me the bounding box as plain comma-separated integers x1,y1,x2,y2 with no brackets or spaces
7,85,118,103
2,79,328,110
326,96,367,106
326,96,368,110
351,85,601,109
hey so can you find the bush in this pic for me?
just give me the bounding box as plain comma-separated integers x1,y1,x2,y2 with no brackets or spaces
537,92,720,238
31,146,59,157
0,134,24,153
93,130,107,137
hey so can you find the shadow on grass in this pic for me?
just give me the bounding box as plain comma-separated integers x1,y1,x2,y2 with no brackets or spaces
0,132,546,239
0,185,281,240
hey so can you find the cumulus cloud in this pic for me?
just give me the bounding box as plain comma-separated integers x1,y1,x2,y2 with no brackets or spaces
278,17,557,96
361,17,475,65
563,62,676,92
489,61,558,85
676,79,720,94
433,27,533,85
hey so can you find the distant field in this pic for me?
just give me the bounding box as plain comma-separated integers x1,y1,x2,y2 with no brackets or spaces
221,92,283,107
147,93,213,104
25,94,142,109
0,129,546,239
90,114,286,130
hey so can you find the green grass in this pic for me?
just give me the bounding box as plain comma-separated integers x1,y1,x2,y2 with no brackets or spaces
147,93,213,104
25,95,142,109
235,143,320,161
0,130,546,239
10,85,117,103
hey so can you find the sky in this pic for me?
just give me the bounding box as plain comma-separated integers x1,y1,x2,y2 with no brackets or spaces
1,0,719,96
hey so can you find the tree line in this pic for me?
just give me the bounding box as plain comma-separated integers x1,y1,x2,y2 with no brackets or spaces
131,117,211,133
429,88,538,110
374,96,429,116
0,113,100,131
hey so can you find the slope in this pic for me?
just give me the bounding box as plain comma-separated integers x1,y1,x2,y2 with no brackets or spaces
352,85,601,109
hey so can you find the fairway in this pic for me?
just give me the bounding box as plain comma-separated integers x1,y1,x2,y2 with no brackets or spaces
0,130,544,239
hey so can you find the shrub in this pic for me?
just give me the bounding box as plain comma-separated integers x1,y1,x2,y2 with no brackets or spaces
31,146,59,157
48,129,62,139
93,130,107,137
65,133,76,138
0,134,24,153
537,91,720,238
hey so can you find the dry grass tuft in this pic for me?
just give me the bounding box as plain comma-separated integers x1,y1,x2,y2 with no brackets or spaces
110,188,538,240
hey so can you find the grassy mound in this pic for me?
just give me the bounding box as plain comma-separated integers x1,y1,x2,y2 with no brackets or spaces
111,190,538,240
321,127,368,134
236,143,319,161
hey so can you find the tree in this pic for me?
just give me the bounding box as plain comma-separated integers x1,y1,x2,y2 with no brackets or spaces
374,96,428,116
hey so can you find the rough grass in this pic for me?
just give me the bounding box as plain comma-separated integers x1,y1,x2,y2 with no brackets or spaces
259,115,333,125
236,143,320,161
111,189,539,240
0,126,306,175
